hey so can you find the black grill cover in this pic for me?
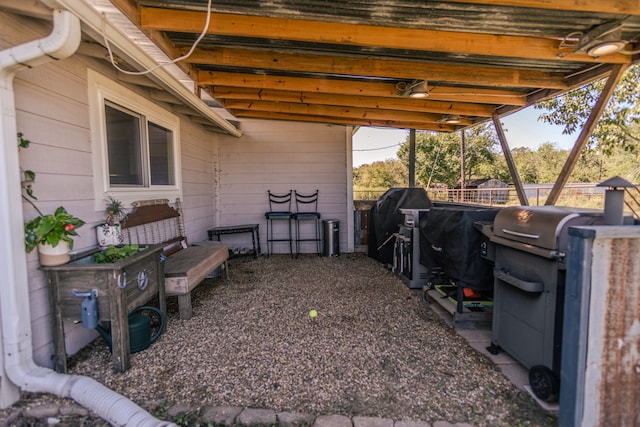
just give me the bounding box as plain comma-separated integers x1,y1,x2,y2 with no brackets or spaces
367,188,432,264
419,205,499,291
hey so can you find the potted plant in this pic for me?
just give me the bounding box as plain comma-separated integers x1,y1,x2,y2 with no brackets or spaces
96,196,127,247
20,132,85,266
24,206,85,266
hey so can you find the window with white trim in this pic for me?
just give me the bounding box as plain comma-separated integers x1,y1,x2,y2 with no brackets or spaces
104,102,175,187
88,70,181,208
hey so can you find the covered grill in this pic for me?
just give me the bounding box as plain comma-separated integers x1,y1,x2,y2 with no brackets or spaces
482,205,605,402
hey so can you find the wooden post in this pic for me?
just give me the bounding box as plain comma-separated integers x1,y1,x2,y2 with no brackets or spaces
409,129,416,187
109,271,131,373
545,64,627,206
492,113,528,206
47,272,67,373
460,129,466,197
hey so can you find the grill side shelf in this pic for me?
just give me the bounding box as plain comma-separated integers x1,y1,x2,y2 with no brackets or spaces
494,269,544,293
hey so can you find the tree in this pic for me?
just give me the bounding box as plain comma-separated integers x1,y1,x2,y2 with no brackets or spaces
397,131,460,187
536,63,640,155
353,159,407,188
397,125,501,188
461,125,500,183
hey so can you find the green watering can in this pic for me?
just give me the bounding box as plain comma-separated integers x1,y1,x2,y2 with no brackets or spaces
95,306,165,354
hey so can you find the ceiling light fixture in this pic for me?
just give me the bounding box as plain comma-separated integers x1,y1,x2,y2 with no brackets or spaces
441,114,461,124
587,40,627,57
397,80,429,98
571,21,628,57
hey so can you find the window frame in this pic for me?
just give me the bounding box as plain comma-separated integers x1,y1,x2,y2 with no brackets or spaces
88,69,182,210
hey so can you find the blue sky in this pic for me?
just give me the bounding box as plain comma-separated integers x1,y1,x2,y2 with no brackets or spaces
352,106,576,167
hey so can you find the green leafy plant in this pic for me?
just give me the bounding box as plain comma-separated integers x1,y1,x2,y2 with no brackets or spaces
93,244,146,263
18,132,37,200
24,206,85,253
104,196,127,226
20,132,85,254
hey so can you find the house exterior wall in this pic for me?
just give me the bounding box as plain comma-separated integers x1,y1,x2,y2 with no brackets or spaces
3,11,222,367
2,11,352,369
217,119,351,255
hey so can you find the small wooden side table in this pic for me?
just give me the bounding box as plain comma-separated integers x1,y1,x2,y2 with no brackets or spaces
207,224,261,257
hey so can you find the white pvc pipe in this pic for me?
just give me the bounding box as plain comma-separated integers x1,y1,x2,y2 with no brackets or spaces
0,9,175,426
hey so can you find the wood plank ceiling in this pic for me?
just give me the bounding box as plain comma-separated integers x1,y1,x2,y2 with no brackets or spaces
112,0,640,132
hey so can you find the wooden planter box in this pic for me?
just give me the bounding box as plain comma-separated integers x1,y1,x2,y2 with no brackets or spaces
41,244,165,373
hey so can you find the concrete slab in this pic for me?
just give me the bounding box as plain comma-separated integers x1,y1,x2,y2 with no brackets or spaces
524,386,560,414
498,362,529,389
465,340,517,365
456,329,491,343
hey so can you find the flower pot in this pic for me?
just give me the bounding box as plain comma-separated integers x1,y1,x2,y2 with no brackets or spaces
38,241,70,266
96,224,123,246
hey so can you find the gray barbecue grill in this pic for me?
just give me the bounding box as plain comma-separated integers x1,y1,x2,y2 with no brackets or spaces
482,205,605,402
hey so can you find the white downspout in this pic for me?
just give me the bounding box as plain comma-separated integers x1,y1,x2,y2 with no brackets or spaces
0,9,175,426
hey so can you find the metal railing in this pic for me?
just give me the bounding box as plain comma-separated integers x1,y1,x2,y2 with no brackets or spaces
428,185,608,209
354,184,640,219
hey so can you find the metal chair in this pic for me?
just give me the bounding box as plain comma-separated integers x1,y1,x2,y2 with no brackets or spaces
293,190,321,256
264,190,293,256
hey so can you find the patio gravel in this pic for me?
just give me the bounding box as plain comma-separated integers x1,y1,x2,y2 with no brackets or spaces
0,253,557,426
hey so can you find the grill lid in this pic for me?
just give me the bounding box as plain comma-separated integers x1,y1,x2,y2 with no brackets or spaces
493,206,603,250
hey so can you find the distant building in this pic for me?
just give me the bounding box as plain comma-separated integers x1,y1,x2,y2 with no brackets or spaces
460,178,510,204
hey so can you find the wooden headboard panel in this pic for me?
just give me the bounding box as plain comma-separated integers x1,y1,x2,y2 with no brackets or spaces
121,198,187,256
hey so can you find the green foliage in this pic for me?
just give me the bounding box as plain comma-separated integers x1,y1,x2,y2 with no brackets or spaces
536,63,640,154
24,207,85,253
398,131,460,187
19,132,85,255
104,196,127,225
460,125,500,182
353,159,408,188
354,97,640,198
17,132,30,149
396,125,500,188
93,244,146,263
508,141,640,184
171,410,216,427
18,132,37,200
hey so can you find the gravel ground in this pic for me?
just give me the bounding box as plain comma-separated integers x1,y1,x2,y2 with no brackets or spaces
1,253,557,426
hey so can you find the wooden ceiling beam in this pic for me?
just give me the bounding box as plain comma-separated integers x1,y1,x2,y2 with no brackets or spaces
232,110,458,132
210,86,496,117
441,0,640,15
140,8,631,64
494,63,615,116
183,47,568,90
221,99,475,126
198,71,529,106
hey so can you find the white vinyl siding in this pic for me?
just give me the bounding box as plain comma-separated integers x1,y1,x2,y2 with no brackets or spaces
87,69,182,209
217,119,350,254
178,118,219,244
5,12,350,370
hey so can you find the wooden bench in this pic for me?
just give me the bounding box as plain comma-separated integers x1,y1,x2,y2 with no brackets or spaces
121,198,229,320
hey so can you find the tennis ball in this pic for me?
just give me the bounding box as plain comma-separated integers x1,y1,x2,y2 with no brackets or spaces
308,309,318,319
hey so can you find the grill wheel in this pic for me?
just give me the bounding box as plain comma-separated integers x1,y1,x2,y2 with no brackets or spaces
529,365,560,403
